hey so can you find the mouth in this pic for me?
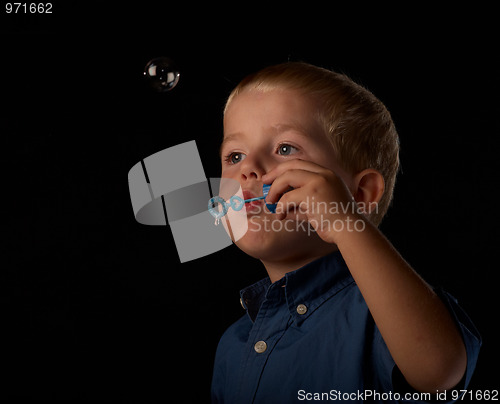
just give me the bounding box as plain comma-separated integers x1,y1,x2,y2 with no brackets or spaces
242,189,264,211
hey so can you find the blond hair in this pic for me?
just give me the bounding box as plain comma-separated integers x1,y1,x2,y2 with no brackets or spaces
224,62,400,225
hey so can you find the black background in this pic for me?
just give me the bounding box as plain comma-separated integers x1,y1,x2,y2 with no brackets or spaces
3,4,499,402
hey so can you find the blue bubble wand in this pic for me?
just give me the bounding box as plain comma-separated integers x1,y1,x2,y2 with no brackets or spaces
208,184,276,224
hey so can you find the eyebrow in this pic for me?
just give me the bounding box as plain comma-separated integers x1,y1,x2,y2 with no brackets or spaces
272,123,304,133
219,132,243,156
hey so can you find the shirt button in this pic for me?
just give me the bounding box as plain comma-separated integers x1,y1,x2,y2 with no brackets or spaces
254,340,267,354
296,304,308,315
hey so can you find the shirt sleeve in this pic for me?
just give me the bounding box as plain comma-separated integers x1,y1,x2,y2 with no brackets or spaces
434,288,482,392
373,288,482,403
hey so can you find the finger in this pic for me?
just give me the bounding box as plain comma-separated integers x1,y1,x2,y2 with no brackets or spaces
273,187,310,221
265,169,316,204
262,159,327,185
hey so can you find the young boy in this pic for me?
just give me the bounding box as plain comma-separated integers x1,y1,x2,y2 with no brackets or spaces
211,62,480,403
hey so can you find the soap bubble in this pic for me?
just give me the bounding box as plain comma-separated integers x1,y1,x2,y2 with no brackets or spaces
143,57,180,92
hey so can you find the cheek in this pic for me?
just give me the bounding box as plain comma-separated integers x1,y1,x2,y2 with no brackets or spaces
222,160,251,180
334,164,356,191
312,154,356,192
220,163,233,175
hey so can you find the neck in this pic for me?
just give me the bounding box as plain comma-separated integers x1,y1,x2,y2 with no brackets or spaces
261,245,338,283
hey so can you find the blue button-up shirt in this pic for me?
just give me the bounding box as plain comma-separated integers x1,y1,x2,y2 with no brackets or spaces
211,251,481,403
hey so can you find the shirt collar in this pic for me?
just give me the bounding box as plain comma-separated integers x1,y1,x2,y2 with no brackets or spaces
240,251,354,323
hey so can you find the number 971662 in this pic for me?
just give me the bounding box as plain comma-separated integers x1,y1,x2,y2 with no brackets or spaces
5,3,53,13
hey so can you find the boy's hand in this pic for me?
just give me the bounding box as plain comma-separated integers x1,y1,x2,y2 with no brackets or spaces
262,159,363,245
264,160,468,393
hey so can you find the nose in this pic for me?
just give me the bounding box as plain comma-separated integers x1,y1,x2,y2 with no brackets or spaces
239,154,266,182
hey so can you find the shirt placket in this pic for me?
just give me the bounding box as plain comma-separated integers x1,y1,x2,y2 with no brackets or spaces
235,284,289,403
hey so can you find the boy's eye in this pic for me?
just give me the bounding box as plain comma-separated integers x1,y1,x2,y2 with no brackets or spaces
277,144,299,156
225,152,246,164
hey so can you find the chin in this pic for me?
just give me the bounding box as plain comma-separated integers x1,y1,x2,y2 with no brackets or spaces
233,215,325,262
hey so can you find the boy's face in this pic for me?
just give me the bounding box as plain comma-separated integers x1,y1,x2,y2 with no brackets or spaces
221,89,354,264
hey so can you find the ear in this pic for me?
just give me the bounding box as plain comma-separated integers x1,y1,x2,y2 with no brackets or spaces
352,169,385,215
